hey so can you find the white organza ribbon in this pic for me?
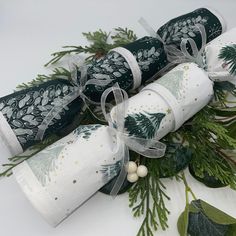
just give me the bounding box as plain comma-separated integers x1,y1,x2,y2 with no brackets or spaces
142,83,183,131
35,64,108,140
139,18,207,68
35,45,142,141
110,47,142,90
101,83,166,196
166,24,207,68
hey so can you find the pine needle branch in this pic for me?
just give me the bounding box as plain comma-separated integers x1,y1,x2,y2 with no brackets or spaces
45,27,137,66
0,135,59,177
112,27,138,45
129,158,170,236
44,46,85,67
15,67,72,91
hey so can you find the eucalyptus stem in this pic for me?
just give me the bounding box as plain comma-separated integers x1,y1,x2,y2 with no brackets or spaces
181,172,197,203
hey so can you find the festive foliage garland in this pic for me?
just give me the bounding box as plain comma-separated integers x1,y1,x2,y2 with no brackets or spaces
1,27,236,236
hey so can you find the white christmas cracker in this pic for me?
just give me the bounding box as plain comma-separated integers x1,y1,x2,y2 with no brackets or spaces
110,27,236,139
14,124,124,226
13,27,236,226
0,7,226,167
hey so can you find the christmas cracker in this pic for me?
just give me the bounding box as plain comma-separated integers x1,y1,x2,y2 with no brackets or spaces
0,8,225,165
12,27,236,226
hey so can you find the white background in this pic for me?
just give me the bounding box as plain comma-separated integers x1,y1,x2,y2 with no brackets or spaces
0,1,236,236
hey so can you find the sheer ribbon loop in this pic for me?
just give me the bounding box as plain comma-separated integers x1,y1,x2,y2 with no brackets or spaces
139,18,207,69
101,83,166,196
165,24,207,68
35,61,105,141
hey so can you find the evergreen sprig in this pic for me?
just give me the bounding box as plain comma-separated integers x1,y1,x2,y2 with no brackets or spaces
16,67,72,91
1,25,236,236
0,135,59,177
111,27,138,45
213,81,236,107
174,106,236,188
45,27,137,66
129,158,170,236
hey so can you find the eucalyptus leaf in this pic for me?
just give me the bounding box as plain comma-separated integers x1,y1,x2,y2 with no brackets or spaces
155,143,192,178
201,200,236,225
177,205,189,236
179,199,236,236
214,81,236,94
189,164,227,188
99,175,132,195
99,150,137,194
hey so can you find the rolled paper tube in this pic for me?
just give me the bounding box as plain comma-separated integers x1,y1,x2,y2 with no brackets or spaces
13,62,213,226
0,8,225,163
157,7,226,47
110,63,214,140
204,27,236,81
13,124,123,226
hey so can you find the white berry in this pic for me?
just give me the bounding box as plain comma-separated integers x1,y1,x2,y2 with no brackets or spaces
127,173,139,183
137,165,148,178
126,161,138,174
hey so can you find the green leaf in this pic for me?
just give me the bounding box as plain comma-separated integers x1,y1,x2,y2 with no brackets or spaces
189,163,227,188
214,81,236,95
186,199,236,236
99,176,132,195
155,143,192,178
201,200,236,225
177,204,189,236
228,224,236,236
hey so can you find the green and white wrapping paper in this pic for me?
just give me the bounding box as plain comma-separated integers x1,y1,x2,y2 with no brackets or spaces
12,61,214,226
13,26,236,227
111,27,236,139
13,124,123,226
204,27,236,81
111,63,213,140
0,7,225,165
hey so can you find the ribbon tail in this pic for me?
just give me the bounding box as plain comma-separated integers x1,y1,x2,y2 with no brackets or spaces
35,89,79,140
110,145,129,197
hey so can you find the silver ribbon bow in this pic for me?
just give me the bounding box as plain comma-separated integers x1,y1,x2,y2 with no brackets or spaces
35,62,110,140
139,18,207,68
101,83,166,196
166,23,207,67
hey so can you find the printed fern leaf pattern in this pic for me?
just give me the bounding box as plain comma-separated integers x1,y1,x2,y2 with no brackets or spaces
74,124,102,139
100,160,122,182
134,47,161,71
27,144,65,186
219,44,236,76
160,15,208,45
87,45,161,91
124,112,166,139
0,81,74,148
87,51,131,91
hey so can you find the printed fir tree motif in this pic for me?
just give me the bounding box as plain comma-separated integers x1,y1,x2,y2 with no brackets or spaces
100,161,122,182
124,112,166,139
74,124,102,140
27,144,65,186
219,44,236,76
157,70,184,99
